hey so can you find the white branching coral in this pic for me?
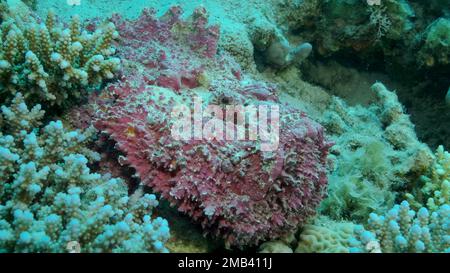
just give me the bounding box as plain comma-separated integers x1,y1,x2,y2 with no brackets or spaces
0,5,120,107
407,145,450,212
0,93,170,253
349,201,449,253
368,5,392,40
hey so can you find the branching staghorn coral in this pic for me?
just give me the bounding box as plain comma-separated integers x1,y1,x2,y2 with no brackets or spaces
0,5,120,107
0,93,170,253
349,201,449,253
406,145,450,212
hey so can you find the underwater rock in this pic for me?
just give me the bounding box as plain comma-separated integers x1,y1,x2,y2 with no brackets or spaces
220,23,256,71
295,216,356,253
406,145,450,212
265,38,312,69
91,6,331,248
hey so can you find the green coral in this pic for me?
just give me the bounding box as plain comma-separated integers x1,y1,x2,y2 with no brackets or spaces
0,4,120,108
320,83,433,222
407,145,450,212
418,18,450,67
349,201,449,253
321,140,395,222
295,216,355,253
0,93,170,253
348,144,449,254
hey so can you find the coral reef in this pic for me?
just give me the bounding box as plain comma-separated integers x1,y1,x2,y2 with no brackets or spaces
291,0,450,150
0,0,446,254
321,138,396,222
0,93,170,253
87,7,331,248
258,240,294,253
349,201,449,253
283,0,449,94
220,22,256,70
0,5,120,107
264,39,312,69
406,145,450,212
285,0,415,56
320,83,433,222
295,216,356,253
418,18,450,68
259,216,358,253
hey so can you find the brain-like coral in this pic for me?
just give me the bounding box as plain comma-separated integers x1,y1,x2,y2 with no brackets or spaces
295,216,356,253
0,93,170,253
0,6,120,107
258,240,294,253
89,7,331,247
